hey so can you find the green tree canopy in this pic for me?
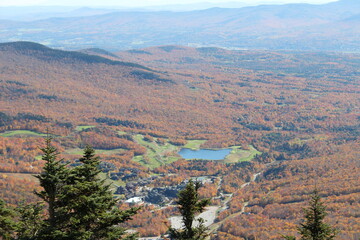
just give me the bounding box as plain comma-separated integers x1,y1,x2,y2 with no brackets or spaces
298,189,338,240
168,179,210,240
62,145,139,240
283,189,338,240
34,137,69,240
16,202,43,240
0,199,16,240
31,138,138,240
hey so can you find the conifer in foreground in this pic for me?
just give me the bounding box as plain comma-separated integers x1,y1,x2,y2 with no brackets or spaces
168,179,210,240
35,137,69,240
298,189,337,240
16,202,43,240
63,145,139,240
33,138,138,240
283,189,338,240
0,199,16,240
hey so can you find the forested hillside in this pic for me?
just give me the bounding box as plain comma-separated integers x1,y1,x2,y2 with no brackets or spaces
0,41,359,239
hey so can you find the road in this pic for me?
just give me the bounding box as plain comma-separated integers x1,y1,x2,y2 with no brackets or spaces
206,171,263,237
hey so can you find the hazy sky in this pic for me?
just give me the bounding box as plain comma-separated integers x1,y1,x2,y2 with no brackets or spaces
0,0,338,7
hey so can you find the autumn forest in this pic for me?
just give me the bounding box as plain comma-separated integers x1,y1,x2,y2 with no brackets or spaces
0,41,359,239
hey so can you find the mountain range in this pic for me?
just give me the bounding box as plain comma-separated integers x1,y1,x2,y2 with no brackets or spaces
0,0,359,51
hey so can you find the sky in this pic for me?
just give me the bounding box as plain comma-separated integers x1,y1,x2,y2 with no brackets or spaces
0,0,338,7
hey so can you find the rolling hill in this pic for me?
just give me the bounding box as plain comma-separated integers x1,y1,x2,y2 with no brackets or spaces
0,41,235,138
0,41,359,239
1,41,359,141
0,0,359,51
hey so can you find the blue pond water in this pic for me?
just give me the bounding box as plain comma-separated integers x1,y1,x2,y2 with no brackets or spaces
178,148,232,160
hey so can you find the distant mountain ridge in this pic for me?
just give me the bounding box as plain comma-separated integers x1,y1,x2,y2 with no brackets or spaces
0,41,150,70
79,48,120,59
0,0,359,51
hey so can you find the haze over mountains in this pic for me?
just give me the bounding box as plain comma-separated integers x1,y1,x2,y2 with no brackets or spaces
0,1,359,239
0,0,359,51
0,3,255,21
0,1,333,20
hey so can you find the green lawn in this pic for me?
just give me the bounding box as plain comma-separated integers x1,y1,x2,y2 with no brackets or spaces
64,148,125,155
0,130,47,137
183,140,206,150
75,125,95,131
117,131,127,135
131,136,259,168
224,145,261,163
98,172,124,193
132,134,182,169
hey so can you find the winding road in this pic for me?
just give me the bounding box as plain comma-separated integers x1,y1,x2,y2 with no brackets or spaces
206,171,263,237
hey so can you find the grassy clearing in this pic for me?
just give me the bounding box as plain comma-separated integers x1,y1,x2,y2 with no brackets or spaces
289,134,329,145
224,145,261,163
132,155,150,167
64,148,125,155
132,134,182,169
0,130,47,137
75,125,95,131
132,136,262,168
98,172,124,193
183,140,206,150
2,173,37,181
94,148,126,155
63,148,84,155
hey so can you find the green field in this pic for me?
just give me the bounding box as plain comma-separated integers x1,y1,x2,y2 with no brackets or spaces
117,131,127,135
183,140,206,150
75,125,95,131
132,134,182,169
8,126,259,169
64,148,125,155
224,145,261,163
131,135,260,168
0,130,47,137
98,172,125,195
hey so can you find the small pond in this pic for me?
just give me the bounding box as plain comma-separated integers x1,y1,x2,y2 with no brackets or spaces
178,148,232,160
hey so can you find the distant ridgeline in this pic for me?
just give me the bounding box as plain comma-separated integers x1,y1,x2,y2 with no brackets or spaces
0,41,150,69
0,0,359,51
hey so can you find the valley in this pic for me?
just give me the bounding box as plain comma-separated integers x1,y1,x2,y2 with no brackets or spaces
0,41,359,239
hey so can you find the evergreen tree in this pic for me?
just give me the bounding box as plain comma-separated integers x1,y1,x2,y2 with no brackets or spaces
34,137,69,240
282,235,297,240
1,138,139,240
16,202,43,240
62,145,139,240
0,199,16,240
298,190,337,240
283,189,338,240
168,179,210,240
